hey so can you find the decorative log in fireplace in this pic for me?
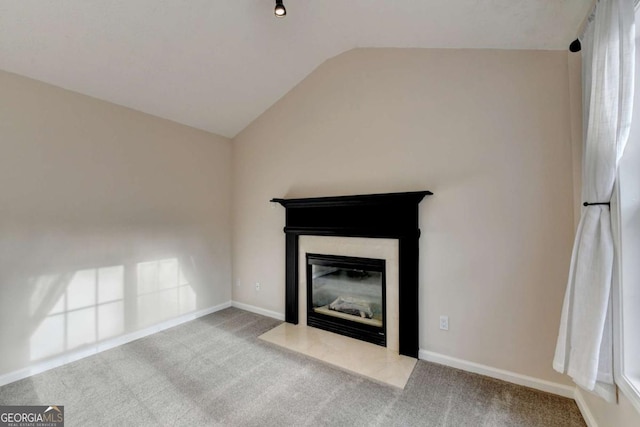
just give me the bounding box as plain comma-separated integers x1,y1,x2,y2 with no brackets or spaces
271,191,432,358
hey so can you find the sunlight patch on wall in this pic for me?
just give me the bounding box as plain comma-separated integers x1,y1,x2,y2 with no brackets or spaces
136,258,195,327
29,265,125,361
28,258,196,362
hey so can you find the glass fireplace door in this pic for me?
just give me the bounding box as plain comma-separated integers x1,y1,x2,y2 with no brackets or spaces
306,253,386,346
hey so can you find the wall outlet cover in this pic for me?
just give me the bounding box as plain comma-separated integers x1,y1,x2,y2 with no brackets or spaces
439,315,449,331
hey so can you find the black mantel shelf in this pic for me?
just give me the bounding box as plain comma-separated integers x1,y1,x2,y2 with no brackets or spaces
271,190,432,208
271,190,433,358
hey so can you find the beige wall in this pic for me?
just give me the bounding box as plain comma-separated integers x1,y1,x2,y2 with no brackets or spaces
0,70,232,377
232,48,576,385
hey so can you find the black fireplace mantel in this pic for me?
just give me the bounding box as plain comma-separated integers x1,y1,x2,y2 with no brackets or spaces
271,191,432,358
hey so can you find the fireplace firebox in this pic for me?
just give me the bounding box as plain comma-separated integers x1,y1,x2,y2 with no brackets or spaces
307,253,386,346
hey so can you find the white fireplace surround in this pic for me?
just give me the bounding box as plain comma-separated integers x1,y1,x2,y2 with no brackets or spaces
298,235,400,352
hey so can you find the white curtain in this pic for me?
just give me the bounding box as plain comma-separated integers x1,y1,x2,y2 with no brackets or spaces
553,0,635,401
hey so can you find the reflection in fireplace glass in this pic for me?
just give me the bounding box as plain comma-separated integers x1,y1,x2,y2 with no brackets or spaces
310,258,383,327
307,254,386,346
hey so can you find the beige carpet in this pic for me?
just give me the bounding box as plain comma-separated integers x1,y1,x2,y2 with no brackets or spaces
0,308,585,426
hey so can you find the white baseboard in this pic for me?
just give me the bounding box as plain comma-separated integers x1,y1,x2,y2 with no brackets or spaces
418,349,575,399
231,301,285,321
0,301,232,387
573,388,598,427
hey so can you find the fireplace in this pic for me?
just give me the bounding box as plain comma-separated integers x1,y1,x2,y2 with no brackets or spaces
271,191,432,357
307,253,386,346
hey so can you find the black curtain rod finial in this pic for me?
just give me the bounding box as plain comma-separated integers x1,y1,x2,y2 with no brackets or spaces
569,39,582,52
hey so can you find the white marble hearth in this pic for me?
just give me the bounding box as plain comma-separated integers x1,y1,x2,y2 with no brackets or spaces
259,323,416,389
260,235,415,388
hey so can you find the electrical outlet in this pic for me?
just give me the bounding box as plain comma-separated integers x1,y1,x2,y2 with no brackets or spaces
439,315,449,331
255,282,261,291
235,279,241,288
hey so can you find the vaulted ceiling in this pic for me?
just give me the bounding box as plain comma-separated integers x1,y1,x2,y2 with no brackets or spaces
0,1,592,138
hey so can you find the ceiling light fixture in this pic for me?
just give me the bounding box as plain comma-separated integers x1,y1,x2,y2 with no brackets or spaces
274,0,286,17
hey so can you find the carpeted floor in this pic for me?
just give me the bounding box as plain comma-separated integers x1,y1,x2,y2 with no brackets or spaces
0,308,585,426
